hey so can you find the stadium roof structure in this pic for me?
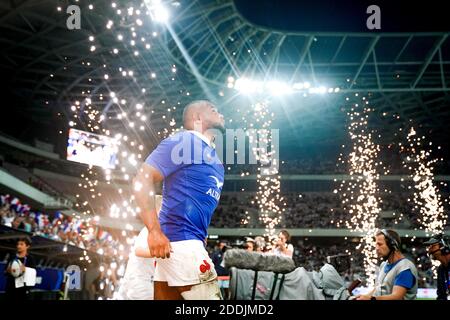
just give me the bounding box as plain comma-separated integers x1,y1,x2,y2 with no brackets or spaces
1,0,450,148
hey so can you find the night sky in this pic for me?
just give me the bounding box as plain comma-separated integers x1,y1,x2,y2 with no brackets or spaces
235,0,450,33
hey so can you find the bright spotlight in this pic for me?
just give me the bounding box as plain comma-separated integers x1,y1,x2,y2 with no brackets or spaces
267,81,293,96
153,4,169,22
234,78,263,94
318,86,327,94
292,82,304,90
232,77,338,96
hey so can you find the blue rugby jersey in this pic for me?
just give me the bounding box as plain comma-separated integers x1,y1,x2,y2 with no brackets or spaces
145,131,224,242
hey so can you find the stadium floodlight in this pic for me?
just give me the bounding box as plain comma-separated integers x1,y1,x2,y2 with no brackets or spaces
267,81,293,96
308,87,325,94
292,82,304,90
234,78,264,94
232,77,340,96
145,0,170,23
153,4,169,22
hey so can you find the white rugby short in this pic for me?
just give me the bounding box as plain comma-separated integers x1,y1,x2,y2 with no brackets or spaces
154,240,217,287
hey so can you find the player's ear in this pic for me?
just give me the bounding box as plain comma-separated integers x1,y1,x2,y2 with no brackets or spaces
194,113,201,122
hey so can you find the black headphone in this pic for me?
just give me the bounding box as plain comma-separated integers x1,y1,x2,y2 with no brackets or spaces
379,229,400,251
435,234,450,255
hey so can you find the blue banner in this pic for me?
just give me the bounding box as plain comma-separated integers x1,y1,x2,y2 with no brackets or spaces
0,263,64,292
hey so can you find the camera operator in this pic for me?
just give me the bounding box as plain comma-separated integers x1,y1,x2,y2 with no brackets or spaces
423,234,450,300
243,237,255,252
271,230,294,258
355,229,418,300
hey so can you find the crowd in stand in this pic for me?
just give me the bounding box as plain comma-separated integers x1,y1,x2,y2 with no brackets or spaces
211,192,450,230
208,190,447,288
1,140,448,297
224,160,346,175
210,194,257,228
0,194,126,257
224,154,450,175
1,191,443,290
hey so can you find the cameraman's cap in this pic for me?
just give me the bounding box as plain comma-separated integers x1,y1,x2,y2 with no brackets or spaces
423,234,442,246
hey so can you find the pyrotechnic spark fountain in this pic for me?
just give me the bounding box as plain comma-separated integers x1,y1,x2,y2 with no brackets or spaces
53,0,187,299
240,100,284,240
403,127,447,235
64,0,183,228
401,127,449,278
335,94,381,286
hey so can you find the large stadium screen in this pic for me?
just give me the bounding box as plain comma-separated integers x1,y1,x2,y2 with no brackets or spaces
67,128,118,169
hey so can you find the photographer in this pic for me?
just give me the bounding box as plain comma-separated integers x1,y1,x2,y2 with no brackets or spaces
254,236,266,253
423,234,450,300
272,230,294,258
243,237,255,252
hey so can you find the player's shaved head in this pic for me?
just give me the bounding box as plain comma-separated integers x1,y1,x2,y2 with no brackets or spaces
183,100,215,130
